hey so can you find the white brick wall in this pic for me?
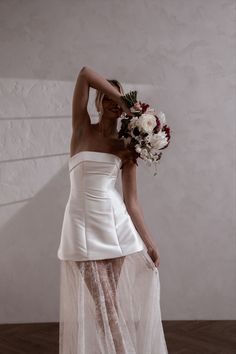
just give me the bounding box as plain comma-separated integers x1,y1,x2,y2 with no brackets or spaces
0,0,235,323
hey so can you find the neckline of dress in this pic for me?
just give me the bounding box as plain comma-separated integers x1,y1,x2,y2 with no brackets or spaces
69,150,122,162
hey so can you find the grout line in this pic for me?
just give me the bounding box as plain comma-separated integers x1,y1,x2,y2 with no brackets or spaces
0,198,33,208
0,153,69,163
0,114,97,121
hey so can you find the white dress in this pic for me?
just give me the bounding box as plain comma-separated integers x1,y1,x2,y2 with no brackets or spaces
57,150,145,261
57,151,168,354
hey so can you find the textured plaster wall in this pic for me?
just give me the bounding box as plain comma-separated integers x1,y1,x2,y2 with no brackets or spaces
0,0,235,323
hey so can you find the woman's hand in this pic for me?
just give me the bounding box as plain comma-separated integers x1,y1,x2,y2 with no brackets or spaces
117,96,135,117
147,245,160,268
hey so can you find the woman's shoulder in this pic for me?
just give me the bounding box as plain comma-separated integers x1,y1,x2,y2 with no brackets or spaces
119,148,139,169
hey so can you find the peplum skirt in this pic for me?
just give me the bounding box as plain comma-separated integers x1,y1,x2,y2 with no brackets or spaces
58,248,168,354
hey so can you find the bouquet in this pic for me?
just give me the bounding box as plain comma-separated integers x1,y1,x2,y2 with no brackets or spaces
118,90,171,176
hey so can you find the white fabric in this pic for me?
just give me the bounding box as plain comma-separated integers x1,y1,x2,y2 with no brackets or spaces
59,251,169,354
57,151,146,261
57,150,169,353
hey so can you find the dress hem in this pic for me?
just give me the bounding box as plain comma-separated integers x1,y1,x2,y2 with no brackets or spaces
57,243,147,262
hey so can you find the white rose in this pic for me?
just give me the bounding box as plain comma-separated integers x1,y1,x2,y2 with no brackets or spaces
150,132,168,149
135,144,142,153
157,111,166,129
138,114,156,133
146,107,155,114
140,148,148,158
128,117,139,130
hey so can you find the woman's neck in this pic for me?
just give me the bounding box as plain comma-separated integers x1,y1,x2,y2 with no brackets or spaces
95,121,118,138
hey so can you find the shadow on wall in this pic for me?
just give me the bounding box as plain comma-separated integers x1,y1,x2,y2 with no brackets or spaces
0,162,70,324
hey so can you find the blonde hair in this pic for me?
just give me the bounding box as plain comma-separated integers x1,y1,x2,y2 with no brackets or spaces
95,79,125,121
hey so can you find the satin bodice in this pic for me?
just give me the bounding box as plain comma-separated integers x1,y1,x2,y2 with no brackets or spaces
57,151,145,261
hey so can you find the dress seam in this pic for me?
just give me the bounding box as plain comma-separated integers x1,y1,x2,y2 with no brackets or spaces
83,162,88,258
110,198,124,256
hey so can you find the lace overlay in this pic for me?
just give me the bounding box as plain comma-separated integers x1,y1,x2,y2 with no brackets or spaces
59,249,168,354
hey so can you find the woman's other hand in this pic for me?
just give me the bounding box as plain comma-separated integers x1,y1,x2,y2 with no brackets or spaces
117,96,135,117
147,246,160,268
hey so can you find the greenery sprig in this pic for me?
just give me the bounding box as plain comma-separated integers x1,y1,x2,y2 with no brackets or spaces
120,90,138,108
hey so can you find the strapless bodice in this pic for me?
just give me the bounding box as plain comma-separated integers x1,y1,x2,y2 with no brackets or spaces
68,150,122,195
57,151,145,261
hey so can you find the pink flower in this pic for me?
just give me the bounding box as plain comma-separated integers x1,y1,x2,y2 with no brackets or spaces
133,102,142,110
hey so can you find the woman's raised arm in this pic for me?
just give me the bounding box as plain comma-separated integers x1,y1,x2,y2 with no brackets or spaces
72,66,134,132
72,66,91,132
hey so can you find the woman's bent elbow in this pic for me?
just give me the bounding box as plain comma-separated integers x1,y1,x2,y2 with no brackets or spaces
125,202,139,214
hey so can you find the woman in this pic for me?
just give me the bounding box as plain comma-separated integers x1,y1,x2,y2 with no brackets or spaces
57,66,168,354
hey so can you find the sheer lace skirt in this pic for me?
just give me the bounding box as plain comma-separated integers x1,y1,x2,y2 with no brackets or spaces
58,249,168,354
